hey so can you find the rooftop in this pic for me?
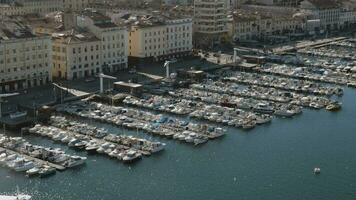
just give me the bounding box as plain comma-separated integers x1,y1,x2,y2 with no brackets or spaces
52,30,100,44
0,17,37,40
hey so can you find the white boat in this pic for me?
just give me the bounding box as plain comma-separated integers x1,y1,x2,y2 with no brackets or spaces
150,143,165,153
65,156,86,168
122,150,141,163
39,166,56,178
26,167,40,177
314,167,321,174
14,161,35,172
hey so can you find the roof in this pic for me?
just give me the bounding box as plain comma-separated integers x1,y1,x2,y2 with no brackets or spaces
0,19,37,40
52,30,100,44
81,10,112,22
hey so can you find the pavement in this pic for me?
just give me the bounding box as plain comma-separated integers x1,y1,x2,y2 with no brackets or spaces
2,57,218,112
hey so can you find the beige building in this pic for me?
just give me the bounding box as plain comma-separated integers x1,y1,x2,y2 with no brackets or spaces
128,16,192,62
0,19,52,92
77,10,128,73
52,31,101,80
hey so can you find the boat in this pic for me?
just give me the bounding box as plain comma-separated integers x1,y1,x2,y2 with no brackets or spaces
14,161,35,172
85,145,99,154
65,156,86,168
26,167,40,177
74,141,87,149
326,103,341,111
68,139,80,147
38,166,56,178
122,150,142,163
314,167,321,174
253,103,274,114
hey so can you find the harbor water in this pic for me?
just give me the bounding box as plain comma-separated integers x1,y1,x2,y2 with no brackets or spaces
1,88,356,200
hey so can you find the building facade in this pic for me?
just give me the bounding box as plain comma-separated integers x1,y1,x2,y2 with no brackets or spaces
52,32,101,80
0,0,63,16
128,17,192,62
300,0,341,31
77,10,128,73
228,11,305,42
194,0,228,46
0,21,52,92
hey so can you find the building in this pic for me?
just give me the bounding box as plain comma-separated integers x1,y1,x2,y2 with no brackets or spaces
254,0,302,7
193,0,228,47
300,0,341,31
77,10,128,73
63,0,90,11
0,0,63,16
52,31,101,80
0,18,52,92
126,14,193,63
228,10,306,42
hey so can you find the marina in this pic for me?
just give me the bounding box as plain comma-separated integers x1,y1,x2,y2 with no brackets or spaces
1,37,356,199
55,101,226,145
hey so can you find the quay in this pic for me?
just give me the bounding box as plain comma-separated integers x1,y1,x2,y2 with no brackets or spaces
0,147,66,171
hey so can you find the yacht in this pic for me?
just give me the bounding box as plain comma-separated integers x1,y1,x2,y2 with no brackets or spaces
314,167,321,174
65,156,86,168
150,142,166,153
253,103,274,114
122,150,142,163
14,161,35,172
26,167,40,177
38,166,56,178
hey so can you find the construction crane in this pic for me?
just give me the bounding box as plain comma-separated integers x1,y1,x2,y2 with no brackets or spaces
99,73,116,93
0,93,19,118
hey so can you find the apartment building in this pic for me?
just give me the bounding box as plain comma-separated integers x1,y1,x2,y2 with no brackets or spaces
127,15,192,62
63,0,90,11
77,10,128,73
0,19,52,92
300,0,341,31
194,0,228,46
0,0,63,16
228,10,305,42
52,31,101,80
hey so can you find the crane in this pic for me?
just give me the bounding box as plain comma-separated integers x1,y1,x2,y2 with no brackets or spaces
99,73,117,93
0,93,19,118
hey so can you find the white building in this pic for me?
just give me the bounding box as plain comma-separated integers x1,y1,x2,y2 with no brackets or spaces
0,20,52,92
300,0,341,31
77,10,128,73
228,10,305,42
128,15,193,62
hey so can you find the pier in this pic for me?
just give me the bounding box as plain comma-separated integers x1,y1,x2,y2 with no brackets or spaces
0,147,66,171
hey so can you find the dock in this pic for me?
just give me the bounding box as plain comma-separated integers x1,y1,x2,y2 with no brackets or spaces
0,147,66,171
